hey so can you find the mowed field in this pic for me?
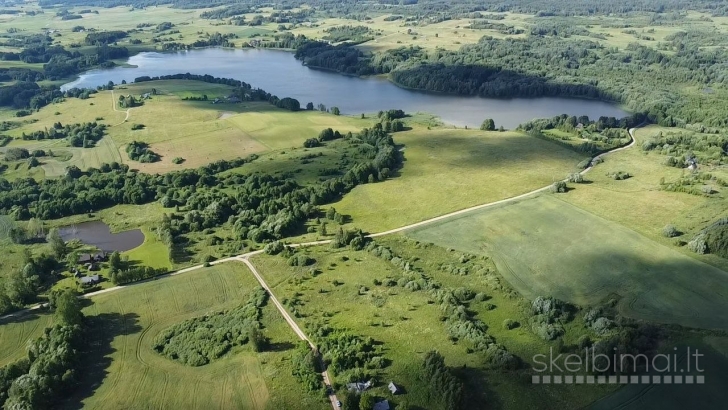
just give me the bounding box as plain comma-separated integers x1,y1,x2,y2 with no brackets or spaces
332,127,587,232
0,263,326,409
407,194,728,330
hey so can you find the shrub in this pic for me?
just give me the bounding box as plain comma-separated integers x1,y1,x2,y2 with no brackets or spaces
662,224,680,238
131,123,145,130
530,315,564,340
591,317,614,336
687,233,708,254
288,254,315,266
264,240,285,255
172,157,184,164
567,173,584,183
550,180,567,193
303,138,321,148
503,319,519,330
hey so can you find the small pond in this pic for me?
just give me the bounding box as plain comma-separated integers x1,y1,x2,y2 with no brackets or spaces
59,220,144,252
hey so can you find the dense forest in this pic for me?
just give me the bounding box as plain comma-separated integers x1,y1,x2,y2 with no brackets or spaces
293,30,728,127
35,0,728,17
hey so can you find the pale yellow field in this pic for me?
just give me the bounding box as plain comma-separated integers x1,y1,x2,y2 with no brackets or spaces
1,80,370,174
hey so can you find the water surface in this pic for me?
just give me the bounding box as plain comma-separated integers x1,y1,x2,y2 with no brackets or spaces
60,220,144,252
62,48,628,129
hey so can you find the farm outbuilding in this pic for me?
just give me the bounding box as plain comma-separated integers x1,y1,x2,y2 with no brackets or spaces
80,275,100,286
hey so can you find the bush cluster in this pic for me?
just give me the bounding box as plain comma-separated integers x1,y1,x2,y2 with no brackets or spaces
153,287,269,366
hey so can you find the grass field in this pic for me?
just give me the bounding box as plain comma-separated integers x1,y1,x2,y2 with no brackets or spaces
0,263,327,409
331,126,587,233
0,215,11,240
560,125,728,271
407,194,728,330
251,236,619,409
0,80,371,175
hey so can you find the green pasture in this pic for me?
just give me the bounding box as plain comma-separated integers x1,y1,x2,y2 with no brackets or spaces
332,126,587,233
407,194,728,330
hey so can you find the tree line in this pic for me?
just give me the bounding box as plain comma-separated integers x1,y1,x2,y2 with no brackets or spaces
0,289,86,409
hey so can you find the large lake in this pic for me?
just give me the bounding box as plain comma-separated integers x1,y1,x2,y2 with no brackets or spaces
62,48,627,129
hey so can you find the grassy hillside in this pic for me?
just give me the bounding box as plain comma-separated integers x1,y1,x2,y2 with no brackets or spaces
333,126,587,232
407,194,728,330
0,80,371,176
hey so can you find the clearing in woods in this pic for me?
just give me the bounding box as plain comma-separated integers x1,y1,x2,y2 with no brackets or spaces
406,194,728,330
0,264,326,410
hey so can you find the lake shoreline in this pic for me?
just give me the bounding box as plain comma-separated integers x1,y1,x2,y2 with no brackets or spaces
61,48,629,129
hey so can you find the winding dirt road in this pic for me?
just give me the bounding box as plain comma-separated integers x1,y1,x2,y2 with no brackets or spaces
110,90,135,126
0,126,641,410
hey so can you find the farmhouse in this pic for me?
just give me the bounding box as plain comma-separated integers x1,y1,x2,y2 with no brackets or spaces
80,275,100,286
373,400,390,410
346,380,372,393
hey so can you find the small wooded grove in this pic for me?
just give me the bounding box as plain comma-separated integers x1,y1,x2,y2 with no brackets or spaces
21,122,107,148
0,289,85,409
134,73,302,111
153,287,269,366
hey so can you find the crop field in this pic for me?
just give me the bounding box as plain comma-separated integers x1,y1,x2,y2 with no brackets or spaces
0,313,55,368
407,194,728,330
332,127,587,233
0,263,327,409
251,237,619,409
591,336,728,410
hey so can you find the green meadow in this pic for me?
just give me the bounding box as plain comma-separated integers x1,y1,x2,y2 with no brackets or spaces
407,194,728,330
0,263,328,410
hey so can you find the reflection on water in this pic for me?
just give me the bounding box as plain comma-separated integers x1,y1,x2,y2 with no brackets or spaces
59,220,144,252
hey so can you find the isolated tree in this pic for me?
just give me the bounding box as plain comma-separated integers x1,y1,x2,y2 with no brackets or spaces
53,289,82,326
306,102,314,110
8,226,26,244
109,251,122,273
326,207,336,220
27,217,44,238
248,327,269,352
66,251,79,267
46,228,66,258
331,106,341,115
319,222,328,236
480,118,496,131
